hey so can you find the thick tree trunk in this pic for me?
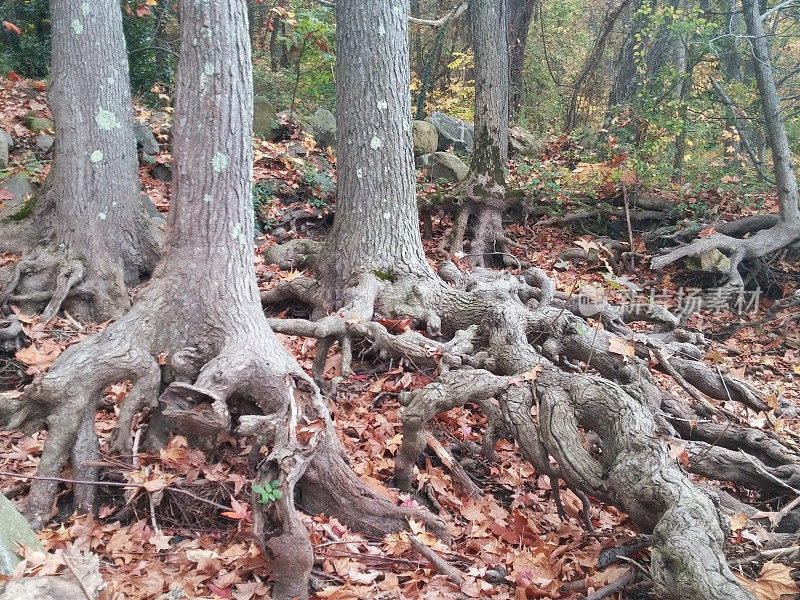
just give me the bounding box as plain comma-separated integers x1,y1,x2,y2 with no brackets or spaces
507,0,535,119
0,0,161,322
317,0,433,310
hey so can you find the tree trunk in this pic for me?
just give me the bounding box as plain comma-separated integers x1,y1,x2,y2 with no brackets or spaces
317,0,433,310
471,0,509,182
673,38,695,177
507,0,535,119
742,0,800,221
0,0,161,322
438,0,513,268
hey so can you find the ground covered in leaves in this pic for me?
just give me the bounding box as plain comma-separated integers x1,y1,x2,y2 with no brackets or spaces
1,77,800,599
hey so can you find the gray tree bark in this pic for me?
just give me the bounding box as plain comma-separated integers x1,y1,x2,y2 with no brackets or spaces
317,0,434,310
470,0,509,182
742,0,800,222
508,0,536,119
0,0,161,322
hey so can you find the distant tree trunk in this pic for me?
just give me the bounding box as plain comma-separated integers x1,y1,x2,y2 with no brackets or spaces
508,0,536,119
742,0,799,221
608,0,645,109
719,0,743,165
566,0,634,130
0,0,161,322
673,39,695,177
470,0,509,183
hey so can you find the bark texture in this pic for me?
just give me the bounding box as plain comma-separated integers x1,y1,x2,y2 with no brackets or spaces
508,0,536,118
0,0,161,322
316,0,434,309
470,0,509,182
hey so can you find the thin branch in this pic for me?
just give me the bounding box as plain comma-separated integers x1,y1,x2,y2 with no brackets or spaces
760,0,798,22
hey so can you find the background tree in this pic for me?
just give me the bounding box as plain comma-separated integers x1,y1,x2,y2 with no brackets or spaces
0,0,161,322
508,0,536,118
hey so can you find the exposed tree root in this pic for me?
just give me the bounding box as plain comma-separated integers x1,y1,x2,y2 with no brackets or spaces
0,195,162,322
650,219,800,288
1,272,447,599
260,240,800,598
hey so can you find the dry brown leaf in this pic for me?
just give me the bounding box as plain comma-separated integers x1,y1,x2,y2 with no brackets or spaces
739,561,800,600
608,336,635,358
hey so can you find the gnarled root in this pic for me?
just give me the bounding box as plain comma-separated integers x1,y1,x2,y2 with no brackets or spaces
5,277,448,600
261,257,785,599
0,247,130,323
650,219,800,288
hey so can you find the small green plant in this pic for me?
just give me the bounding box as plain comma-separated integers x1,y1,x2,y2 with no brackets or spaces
252,481,283,504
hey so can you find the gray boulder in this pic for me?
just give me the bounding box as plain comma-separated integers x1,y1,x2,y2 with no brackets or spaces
509,129,545,156
0,137,7,170
0,493,44,576
0,129,13,150
311,109,336,149
24,112,54,133
427,111,474,154
133,120,160,156
421,151,469,182
35,134,54,153
253,96,280,141
0,174,35,215
412,120,438,156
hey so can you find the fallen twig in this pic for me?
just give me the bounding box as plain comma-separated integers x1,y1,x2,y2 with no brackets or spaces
407,533,464,586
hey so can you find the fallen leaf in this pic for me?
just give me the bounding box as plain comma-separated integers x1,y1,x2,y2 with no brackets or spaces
739,561,800,600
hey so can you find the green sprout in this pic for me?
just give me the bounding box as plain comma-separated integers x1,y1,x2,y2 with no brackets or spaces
252,481,283,504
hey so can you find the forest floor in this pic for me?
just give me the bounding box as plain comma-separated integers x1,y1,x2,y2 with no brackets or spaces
1,78,800,600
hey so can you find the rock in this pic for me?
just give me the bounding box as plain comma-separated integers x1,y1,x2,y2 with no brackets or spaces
0,129,13,149
0,137,7,170
427,111,474,154
0,174,35,215
687,249,732,273
35,134,54,152
24,112,54,133
253,96,280,141
263,239,323,271
150,164,172,182
287,142,308,158
311,108,336,149
0,550,102,600
508,128,545,156
133,120,160,156
0,493,44,575
423,151,469,182
412,120,438,156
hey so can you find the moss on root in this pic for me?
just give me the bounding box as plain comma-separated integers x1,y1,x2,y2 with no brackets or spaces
5,197,37,223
